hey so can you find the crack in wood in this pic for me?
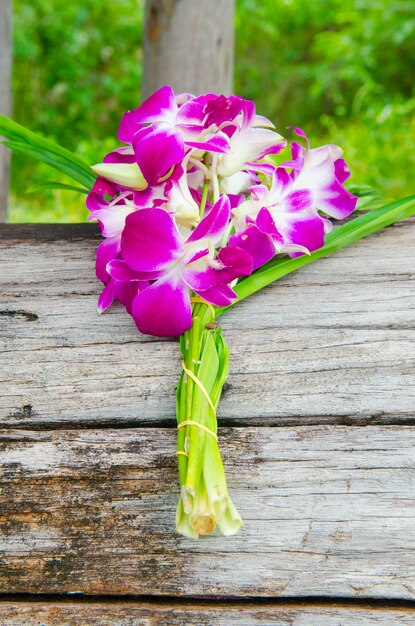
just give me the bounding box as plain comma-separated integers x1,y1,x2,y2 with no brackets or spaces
0,310,38,322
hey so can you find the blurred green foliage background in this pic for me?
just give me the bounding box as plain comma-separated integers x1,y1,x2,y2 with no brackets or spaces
9,0,415,222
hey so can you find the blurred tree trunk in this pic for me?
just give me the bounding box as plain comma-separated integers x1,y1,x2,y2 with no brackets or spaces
0,0,12,222
142,0,235,99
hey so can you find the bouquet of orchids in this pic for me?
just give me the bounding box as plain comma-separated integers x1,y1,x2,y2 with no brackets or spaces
1,86,414,539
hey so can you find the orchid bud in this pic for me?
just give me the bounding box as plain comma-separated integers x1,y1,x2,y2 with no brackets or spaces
91,162,147,190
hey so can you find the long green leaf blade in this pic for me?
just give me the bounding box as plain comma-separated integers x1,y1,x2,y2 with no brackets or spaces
216,195,415,316
0,115,96,188
2,140,95,188
0,115,94,174
26,181,89,195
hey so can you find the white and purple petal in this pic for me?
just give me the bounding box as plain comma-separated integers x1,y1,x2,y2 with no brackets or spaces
195,283,237,307
185,133,230,153
230,223,276,270
95,236,121,282
213,245,253,284
86,178,117,213
187,195,231,244
107,259,162,282
313,179,357,219
114,279,149,316
103,146,136,164
118,85,178,142
98,279,116,313
133,125,184,184
334,158,352,184
90,200,137,238
275,212,325,253
131,270,192,337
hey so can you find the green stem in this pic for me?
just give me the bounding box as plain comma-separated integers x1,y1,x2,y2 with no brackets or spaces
175,303,242,538
199,154,211,218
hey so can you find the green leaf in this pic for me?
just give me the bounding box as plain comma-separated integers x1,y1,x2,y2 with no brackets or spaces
216,195,415,316
347,183,391,210
2,140,95,189
0,115,96,188
26,181,89,195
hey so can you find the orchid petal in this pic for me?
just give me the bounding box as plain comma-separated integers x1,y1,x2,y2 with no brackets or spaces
280,142,305,171
185,133,230,153
103,146,136,164
89,178,117,197
288,126,310,149
133,125,184,184
214,245,253,283
195,283,237,307
165,164,200,227
107,259,161,282
90,202,137,238
218,127,285,177
185,248,210,264
175,99,206,126
187,195,230,243
252,114,275,129
181,259,217,292
114,280,148,315
276,212,325,252
282,188,314,213
122,208,183,272
95,236,120,282
246,161,278,177
256,207,280,237
118,86,177,142
314,179,358,219
132,271,192,337
91,162,147,190
230,223,275,270
334,158,352,184
97,280,116,313
220,171,254,195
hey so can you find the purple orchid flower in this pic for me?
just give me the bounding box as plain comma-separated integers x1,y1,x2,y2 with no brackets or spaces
89,90,358,340
217,100,286,177
230,131,358,268
117,86,233,185
280,127,358,219
230,168,325,268
98,272,150,316
87,178,166,273
109,196,252,337
87,178,167,312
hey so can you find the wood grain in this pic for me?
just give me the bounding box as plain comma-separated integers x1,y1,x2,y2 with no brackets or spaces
0,601,414,625
142,0,235,97
1,223,414,428
1,425,414,598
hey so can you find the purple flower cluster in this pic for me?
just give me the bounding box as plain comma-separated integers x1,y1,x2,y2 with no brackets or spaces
87,86,357,337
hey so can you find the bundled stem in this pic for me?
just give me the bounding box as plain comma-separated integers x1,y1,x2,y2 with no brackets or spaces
175,302,242,538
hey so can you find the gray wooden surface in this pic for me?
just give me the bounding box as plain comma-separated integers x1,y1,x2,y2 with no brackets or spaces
1,426,414,597
142,0,235,97
0,222,414,623
1,222,414,428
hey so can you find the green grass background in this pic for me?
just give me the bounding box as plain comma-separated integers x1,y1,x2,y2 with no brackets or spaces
8,0,415,222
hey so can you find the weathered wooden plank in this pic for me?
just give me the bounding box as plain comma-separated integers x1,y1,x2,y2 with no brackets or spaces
1,223,414,428
0,601,414,625
1,426,414,597
142,0,235,98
